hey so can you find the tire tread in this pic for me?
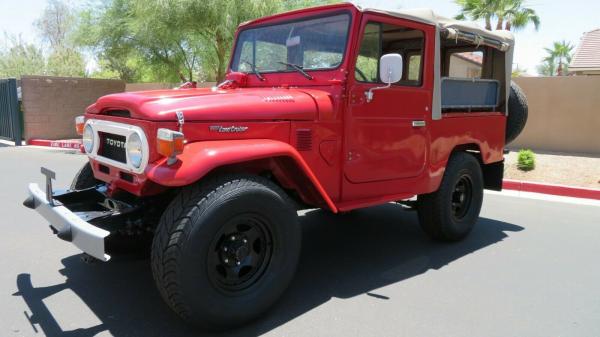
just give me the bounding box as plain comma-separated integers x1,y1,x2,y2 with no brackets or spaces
151,174,296,325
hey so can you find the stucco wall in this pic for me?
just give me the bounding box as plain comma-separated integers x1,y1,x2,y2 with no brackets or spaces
511,76,600,155
21,76,125,140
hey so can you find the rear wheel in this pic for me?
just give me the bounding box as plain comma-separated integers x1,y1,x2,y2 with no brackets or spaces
417,153,483,241
151,175,301,329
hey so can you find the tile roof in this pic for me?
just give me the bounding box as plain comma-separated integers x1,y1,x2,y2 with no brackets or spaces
570,29,600,70
454,52,483,65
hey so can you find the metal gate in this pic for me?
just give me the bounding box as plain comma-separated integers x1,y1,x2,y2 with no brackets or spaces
0,78,22,145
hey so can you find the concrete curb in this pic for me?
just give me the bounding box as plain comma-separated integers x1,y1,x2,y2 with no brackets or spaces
503,179,600,201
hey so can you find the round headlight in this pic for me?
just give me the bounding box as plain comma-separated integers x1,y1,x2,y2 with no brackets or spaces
127,133,143,168
82,124,94,153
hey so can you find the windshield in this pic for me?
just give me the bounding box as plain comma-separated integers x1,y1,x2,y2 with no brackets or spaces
231,13,351,74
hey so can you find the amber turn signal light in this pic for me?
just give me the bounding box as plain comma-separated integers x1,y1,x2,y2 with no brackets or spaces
75,116,85,135
157,128,184,164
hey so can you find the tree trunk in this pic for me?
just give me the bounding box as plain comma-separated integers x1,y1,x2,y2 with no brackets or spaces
505,21,512,31
485,15,492,30
557,60,563,76
496,17,504,30
177,70,188,82
215,31,227,83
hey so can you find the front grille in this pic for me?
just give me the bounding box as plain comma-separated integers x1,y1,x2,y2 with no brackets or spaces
98,132,127,163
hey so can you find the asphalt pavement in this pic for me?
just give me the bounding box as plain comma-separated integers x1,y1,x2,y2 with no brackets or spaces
1,145,599,337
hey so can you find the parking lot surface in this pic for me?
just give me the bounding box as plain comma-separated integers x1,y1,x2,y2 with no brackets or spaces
1,146,599,337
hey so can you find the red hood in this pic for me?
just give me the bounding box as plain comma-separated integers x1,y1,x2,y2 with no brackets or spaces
87,88,324,121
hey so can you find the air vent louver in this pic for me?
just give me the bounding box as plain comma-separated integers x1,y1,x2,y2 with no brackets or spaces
296,129,313,151
104,110,131,118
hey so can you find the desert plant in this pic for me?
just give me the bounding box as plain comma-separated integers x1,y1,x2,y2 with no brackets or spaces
517,149,535,171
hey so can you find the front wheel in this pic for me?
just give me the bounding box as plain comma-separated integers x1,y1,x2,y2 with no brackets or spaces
417,152,484,241
151,175,301,330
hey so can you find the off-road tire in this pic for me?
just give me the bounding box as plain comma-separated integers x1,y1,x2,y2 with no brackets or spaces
70,162,100,190
151,174,301,330
417,152,484,242
505,81,529,144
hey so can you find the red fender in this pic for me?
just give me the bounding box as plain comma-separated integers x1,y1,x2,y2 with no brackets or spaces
145,139,338,212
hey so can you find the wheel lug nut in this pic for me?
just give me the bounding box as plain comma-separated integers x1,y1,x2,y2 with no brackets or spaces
243,239,247,243
223,247,228,252
231,236,236,241
224,258,229,263
236,261,240,266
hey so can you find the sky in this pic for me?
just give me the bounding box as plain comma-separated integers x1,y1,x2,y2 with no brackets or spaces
1,0,599,75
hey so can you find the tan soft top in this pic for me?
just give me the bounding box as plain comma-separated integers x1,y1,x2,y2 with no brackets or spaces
358,6,515,47
354,5,514,119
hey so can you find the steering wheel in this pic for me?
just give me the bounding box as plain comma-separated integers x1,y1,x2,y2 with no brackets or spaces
355,67,368,82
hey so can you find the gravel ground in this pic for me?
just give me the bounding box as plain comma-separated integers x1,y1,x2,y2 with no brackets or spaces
504,150,600,189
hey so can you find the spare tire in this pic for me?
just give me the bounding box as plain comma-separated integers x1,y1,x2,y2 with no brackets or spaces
505,81,528,144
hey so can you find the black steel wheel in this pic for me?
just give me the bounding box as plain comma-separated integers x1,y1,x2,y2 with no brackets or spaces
151,174,301,330
417,152,483,242
208,213,274,293
451,174,473,220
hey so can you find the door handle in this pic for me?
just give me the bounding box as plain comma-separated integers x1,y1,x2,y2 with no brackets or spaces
412,120,426,128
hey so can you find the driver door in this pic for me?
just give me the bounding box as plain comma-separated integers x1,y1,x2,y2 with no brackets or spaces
344,15,432,187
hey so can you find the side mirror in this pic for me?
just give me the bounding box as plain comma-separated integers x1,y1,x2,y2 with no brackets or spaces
365,53,403,102
379,53,403,84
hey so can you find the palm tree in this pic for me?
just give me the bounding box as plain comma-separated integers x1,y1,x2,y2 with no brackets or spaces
454,0,540,32
454,0,497,30
536,57,556,76
543,40,574,75
502,0,540,31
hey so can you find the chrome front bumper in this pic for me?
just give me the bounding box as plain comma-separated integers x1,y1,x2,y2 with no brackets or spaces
25,183,111,261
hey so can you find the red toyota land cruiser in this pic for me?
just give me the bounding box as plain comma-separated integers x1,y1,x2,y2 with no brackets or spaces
24,3,527,329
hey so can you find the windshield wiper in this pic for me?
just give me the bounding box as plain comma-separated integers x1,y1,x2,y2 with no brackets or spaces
242,60,265,81
277,61,313,80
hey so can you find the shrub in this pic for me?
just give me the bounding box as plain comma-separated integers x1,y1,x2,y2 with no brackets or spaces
517,149,536,171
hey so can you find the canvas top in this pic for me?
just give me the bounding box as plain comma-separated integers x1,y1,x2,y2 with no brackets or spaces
357,5,515,46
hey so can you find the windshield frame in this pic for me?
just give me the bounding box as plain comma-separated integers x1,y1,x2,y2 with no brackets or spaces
229,10,353,76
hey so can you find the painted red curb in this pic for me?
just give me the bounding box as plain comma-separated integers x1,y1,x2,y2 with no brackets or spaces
503,179,600,201
28,139,83,151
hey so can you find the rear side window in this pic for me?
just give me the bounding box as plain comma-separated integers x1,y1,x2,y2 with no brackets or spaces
448,51,484,78
354,21,425,86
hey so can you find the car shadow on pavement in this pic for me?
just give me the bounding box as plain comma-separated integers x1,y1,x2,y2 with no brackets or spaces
14,203,523,337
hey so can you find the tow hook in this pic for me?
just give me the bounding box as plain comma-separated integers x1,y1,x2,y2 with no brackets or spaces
102,198,130,212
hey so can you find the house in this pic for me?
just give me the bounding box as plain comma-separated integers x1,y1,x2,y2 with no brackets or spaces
570,28,600,76
449,52,483,78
